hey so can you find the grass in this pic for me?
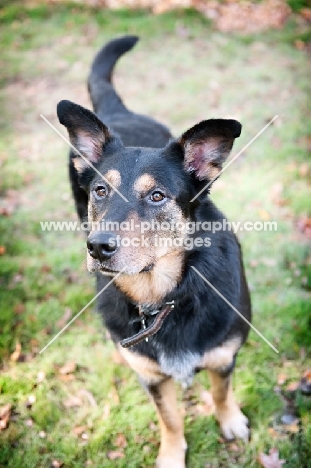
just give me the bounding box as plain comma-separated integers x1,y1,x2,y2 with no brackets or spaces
0,2,311,467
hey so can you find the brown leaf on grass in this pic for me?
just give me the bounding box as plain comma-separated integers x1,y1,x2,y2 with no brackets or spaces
277,373,287,385
58,374,75,382
14,303,25,314
72,425,88,436
56,308,72,329
102,403,110,420
10,341,22,362
37,371,45,384
107,451,125,460
259,448,285,468
25,395,36,408
78,389,97,407
114,433,127,449
51,461,63,468
300,369,311,394
0,245,6,255
297,217,311,239
40,264,52,273
59,361,76,375
228,442,240,452
63,395,83,408
285,381,299,392
0,404,11,431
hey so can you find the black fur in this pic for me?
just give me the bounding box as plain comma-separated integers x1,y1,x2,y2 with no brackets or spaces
60,35,251,368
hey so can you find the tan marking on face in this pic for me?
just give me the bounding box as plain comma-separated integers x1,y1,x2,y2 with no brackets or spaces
118,346,164,384
72,157,89,173
133,173,157,194
115,249,184,304
200,337,241,372
104,169,121,190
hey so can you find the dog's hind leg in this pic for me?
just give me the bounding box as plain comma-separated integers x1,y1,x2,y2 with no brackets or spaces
208,369,250,442
147,378,187,468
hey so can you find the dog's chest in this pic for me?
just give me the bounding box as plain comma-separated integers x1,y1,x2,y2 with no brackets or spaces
158,350,202,387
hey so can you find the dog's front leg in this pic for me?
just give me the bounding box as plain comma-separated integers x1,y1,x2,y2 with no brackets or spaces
147,378,187,468
208,369,250,441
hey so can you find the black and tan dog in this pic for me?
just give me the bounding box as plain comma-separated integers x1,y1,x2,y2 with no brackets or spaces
57,36,251,468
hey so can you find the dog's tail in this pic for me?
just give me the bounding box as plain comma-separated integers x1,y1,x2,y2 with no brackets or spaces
88,35,139,116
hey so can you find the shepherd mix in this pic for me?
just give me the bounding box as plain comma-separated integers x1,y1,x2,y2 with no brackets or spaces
57,36,251,468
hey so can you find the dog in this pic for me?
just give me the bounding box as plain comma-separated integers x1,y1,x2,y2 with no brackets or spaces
57,36,251,468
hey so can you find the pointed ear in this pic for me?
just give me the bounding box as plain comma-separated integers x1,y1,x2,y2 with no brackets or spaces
179,119,242,181
57,100,112,173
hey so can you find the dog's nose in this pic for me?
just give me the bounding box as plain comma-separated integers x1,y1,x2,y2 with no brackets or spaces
87,231,118,262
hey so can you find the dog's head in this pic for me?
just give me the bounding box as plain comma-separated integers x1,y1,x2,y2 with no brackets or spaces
57,100,241,304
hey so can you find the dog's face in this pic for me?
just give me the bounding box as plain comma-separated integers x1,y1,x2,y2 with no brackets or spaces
57,100,241,304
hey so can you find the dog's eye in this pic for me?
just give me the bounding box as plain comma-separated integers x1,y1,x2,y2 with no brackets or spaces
150,191,165,203
94,185,107,198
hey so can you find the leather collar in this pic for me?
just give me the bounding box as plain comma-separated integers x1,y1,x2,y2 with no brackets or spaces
120,301,175,348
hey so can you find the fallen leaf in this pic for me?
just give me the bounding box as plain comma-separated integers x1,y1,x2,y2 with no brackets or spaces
63,395,82,408
228,442,240,452
58,374,75,382
259,448,285,468
51,460,63,468
0,404,11,431
59,361,76,375
258,209,270,220
56,308,72,329
107,451,125,460
300,7,311,20
78,389,97,407
277,373,287,385
37,371,45,384
14,303,25,314
268,428,279,438
72,425,88,436
300,369,311,392
297,217,311,239
25,395,36,408
280,413,299,433
40,264,51,273
285,381,299,392
102,403,110,420
10,341,22,362
114,433,127,448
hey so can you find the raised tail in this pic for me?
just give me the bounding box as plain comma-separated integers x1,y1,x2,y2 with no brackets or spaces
88,35,139,116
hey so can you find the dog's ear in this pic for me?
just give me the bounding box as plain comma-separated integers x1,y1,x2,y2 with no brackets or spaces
179,119,241,181
57,100,112,173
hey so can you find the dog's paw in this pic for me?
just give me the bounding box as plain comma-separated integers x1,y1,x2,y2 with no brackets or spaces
156,438,187,468
217,406,250,442
156,456,186,468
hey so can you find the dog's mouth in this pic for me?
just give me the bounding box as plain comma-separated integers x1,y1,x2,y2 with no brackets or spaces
99,263,155,276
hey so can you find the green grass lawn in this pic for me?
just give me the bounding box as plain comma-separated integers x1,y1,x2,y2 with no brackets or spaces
0,3,311,467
